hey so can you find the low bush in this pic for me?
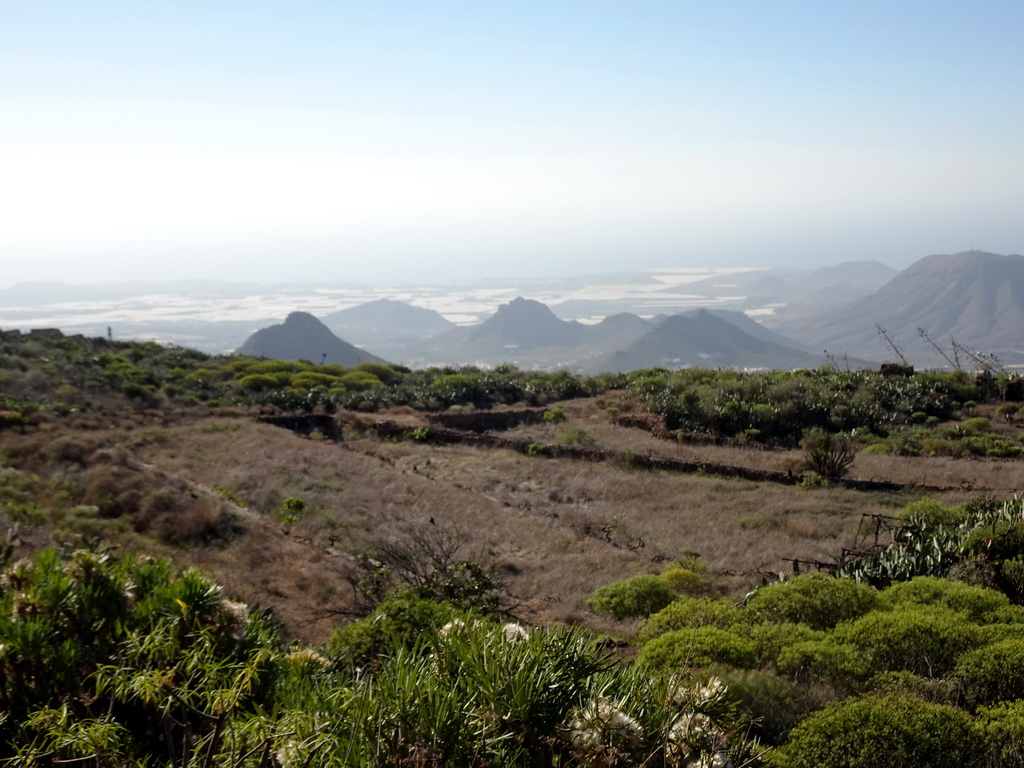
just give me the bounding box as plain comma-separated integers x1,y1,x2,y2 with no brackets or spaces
896,498,968,527
744,574,879,630
587,574,677,620
880,576,1018,624
746,621,825,666
719,668,817,746
639,627,757,671
776,638,869,684
801,428,855,479
833,605,982,677
638,596,741,643
866,670,955,704
325,588,464,667
952,638,1024,709
555,427,596,445
770,694,984,768
978,700,1024,768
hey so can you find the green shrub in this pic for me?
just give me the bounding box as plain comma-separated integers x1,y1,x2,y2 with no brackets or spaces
952,639,1024,709
555,427,596,445
770,694,984,768
238,373,283,392
977,622,1024,645
339,370,383,391
867,670,954,704
586,574,677,620
896,499,968,527
744,574,879,630
833,605,982,677
801,428,855,479
776,639,869,683
325,589,461,666
960,417,991,435
659,564,702,591
719,668,816,746
747,622,825,666
289,371,340,390
978,700,1024,768
639,627,757,671
542,407,566,423
355,362,400,385
881,576,1018,623
638,597,742,643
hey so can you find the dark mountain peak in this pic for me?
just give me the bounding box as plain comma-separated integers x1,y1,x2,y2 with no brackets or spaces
321,299,455,346
469,297,583,347
236,312,387,366
282,311,323,328
327,298,452,327
596,312,650,329
904,250,1022,276
499,296,555,318
588,307,828,373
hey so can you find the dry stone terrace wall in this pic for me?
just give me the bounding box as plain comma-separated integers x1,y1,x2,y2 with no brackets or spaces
257,414,343,441
426,408,546,432
372,419,910,492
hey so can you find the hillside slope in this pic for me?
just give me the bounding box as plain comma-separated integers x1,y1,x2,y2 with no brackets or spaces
774,251,1024,365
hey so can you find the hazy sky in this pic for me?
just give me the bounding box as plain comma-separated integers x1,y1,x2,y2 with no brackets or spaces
3,1,1023,286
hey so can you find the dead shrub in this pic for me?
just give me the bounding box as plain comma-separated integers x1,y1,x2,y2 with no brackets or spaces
150,497,242,545
244,486,283,514
87,445,132,467
46,435,101,465
79,465,145,518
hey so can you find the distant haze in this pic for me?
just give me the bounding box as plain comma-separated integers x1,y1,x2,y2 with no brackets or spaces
3,3,1023,286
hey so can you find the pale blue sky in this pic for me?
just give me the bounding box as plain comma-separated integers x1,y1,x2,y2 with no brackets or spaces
3,1,1023,285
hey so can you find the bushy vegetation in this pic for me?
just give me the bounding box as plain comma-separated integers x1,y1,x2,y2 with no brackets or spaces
11,330,1024,763
569,498,1024,759
628,366,1024,449
0,331,625,417
587,574,678,620
836,495,1024,594
0,546,767,766
769,694,984,768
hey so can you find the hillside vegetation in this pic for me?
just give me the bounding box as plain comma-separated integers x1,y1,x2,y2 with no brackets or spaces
5,329,1024,765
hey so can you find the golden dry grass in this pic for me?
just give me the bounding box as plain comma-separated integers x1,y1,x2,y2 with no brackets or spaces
5,395,1023,644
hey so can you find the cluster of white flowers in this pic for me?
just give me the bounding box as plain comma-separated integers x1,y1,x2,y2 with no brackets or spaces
0,559,32,591
668,675,727,709
501,622,530,642
664,676,734,768
438,618,467,639
219,599,250,638
693,751,733,768
438,619,529,642
563,697,644,766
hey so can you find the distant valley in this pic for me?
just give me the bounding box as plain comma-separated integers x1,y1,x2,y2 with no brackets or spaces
5,252,1024,371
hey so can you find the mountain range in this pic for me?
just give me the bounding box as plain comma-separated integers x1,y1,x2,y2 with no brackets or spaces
7,251,1024,372
234,251,1024,372
770,251,1024,368
236,299,834,372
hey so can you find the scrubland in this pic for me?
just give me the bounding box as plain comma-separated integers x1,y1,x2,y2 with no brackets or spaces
6,332,1024,765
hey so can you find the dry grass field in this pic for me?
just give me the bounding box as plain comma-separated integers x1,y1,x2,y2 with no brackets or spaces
3,392,1021,645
